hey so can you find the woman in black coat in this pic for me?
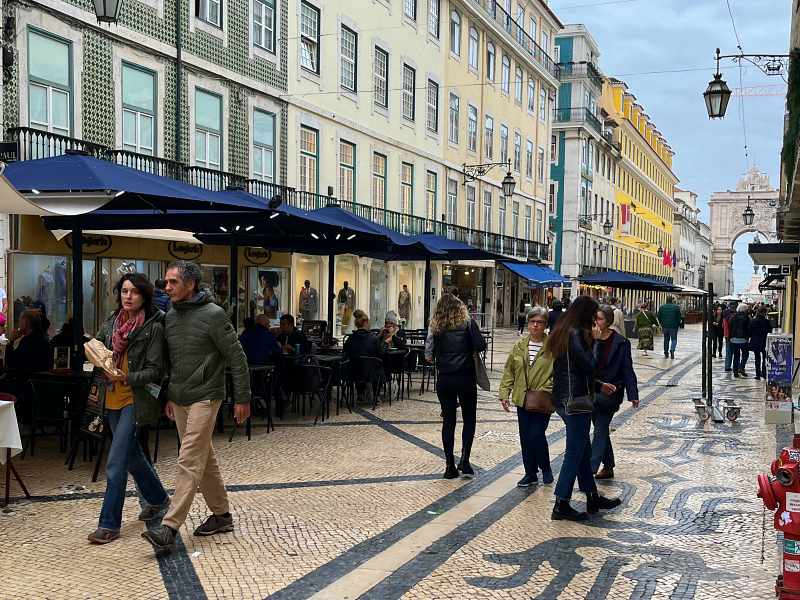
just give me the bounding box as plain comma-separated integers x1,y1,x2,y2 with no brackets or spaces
591,305,639,480
749,307,771,380
547,296,621,522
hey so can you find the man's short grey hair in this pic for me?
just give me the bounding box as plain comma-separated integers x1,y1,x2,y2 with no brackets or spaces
736,302,750,313
526,306,548,321
167,260,202,292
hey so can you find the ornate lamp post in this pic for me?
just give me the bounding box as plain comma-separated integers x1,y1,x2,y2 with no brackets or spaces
463,159,516,199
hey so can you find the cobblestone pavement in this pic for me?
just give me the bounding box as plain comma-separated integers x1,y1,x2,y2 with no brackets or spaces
0,325,782,599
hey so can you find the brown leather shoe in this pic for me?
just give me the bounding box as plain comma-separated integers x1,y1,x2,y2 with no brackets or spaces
595,467,614,480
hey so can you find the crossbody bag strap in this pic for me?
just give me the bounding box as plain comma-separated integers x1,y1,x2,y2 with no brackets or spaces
566,346,572,402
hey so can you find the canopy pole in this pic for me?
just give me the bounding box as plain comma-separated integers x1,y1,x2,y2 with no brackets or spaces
229,243,239,326
424,258,432,328
701,286,708,399
328,254,335,339
706,282,714,407
71,226,83,362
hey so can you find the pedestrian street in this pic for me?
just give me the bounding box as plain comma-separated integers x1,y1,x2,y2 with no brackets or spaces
0,325,780,599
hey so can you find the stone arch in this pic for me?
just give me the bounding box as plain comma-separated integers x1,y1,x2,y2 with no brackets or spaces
708,169,778,295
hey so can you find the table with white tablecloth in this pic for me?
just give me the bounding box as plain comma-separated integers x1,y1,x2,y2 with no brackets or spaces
0,398,28,506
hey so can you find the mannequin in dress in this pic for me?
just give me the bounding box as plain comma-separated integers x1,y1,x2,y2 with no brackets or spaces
397,284,411,325
337,281,356,328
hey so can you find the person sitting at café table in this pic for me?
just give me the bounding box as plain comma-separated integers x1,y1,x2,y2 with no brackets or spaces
277,314,310,355
239,315,281,365
344,310,384,401
380,311,407,350
6,309,52,372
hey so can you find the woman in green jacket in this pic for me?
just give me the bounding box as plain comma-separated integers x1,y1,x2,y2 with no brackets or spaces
499,307,555,487
87,273,170,545
634,300,658,356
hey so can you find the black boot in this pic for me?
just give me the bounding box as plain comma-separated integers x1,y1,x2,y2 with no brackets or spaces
551,499,588,521
586,493,622,514
443,459,459,479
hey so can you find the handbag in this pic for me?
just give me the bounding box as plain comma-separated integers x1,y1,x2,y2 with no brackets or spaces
522,345,553,413
469,320,490,392
565,347,594,415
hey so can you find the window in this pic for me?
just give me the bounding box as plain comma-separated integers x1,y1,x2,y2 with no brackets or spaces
450,10,461,55
486,42,496,81
340,26,357,92
373,47,389,108
468,27,479,69
428,0,440,37
426,80,439,133
253,0,275,52
524,205,532,240
527,77,535,112
539,87,546,121
514,66,523,103
299,126,319,193
447,178,458,224
401,162,414,215
466,186,476,229
541,30,550,54
499,124,508,164
252,109,275,182
537,146,545,182
339,140,356,202
525,139,533,178
528,15,537,47
467,105,478,151
28,30,71,136
372,152,387,209
513,132,521,172
499,197,507,236
548,182,557,214
516,4,525,45
448,93,459,144
484,115,494,159
122,63,156,155
197,0,222,27
483,191,492,232
550,134,557,164
402,64,416,121
300,2,320,73
194,89,222,170
512,201,520,237
501,55,510,93
536,208,543,241
426,171,437,221
404,0,416,20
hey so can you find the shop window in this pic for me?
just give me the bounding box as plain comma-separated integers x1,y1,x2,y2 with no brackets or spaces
98,259,162,324
249,266,289,323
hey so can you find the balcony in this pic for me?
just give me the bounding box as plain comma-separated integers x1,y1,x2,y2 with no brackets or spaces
578,215,593,230
557,62,603,89
5,127,549,262
480,1,560,80
553,107,603,135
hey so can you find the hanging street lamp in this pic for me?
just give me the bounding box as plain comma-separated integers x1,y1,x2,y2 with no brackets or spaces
463,159,516,199
657,244,664,259
742,196,755,226
602,218,612,235
93,0,123,22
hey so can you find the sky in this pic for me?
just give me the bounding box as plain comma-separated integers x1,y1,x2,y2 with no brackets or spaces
548,0,790,292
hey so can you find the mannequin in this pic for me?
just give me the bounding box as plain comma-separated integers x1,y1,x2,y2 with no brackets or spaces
299,279,318,321
337,281,356,327
397,284,411,324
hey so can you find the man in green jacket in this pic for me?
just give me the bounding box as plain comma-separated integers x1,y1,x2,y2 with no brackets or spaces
142,261,251,556
657,295,683,359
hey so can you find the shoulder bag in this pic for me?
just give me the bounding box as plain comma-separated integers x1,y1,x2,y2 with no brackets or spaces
469,320,491,391
565,347,594,415
522,344,553,414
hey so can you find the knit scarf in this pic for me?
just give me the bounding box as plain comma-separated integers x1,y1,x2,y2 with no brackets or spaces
111,309,145,364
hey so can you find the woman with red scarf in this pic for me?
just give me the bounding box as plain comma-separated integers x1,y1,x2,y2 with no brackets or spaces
88,273,169,544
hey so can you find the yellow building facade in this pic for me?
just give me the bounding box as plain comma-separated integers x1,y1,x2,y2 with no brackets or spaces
601,78,678,281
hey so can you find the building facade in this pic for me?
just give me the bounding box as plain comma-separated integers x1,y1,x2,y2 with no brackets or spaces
673,188,708,289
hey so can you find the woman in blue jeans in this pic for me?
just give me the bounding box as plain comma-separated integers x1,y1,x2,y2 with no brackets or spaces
591,305,639,480
87,273,169,544
546,296,622,521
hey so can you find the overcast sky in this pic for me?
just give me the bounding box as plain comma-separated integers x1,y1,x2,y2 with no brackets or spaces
549,0,790,292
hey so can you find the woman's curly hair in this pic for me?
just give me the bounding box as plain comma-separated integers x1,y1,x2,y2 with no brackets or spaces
430,293,469,334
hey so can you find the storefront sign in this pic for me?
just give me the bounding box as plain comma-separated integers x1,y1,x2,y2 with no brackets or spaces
168,241,203,261
766,333,793,425
65,233,112,255
245,247,271,265
0,141,18,162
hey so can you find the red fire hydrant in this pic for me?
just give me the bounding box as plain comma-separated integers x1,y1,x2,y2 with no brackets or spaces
758,434,800,599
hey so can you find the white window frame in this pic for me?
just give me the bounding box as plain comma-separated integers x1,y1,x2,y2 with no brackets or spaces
338,139,356,202
537,146,545,182
539,87,546,121
513,131,521,172
525,139,533,179
448,93,459,144
373,46,389,109
252,108,275,182
300,1,320,74
446,178,458,224
450,10,461,56
27,29,72,137
197,0,222,27
404,0,417,20
252,0,275,53
527,76,535,113
372,152,387,209
466,185,476,230
467,104,478,152
484,114,494,159
428,0,440,38
340,26,357,92
426,79,439,133
486,41,496,81
468,26,479,70
194,88,223,170
514,66,523,103
299,125,319,193
402,64,416,121
499,123,508,165
122,63,157,156
501,54,510,94
483,190,492,232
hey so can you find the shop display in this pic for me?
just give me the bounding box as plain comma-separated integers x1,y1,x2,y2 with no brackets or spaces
765,333,793,424
299,280,319,321
337,282,356,327
398,285,411,324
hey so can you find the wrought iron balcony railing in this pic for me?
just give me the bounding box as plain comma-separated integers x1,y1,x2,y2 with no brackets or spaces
553,107,603,135
6,127,550,262
557,62,603,89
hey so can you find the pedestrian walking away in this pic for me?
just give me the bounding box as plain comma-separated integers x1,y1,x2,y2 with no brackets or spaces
749,306,771,380
141,261,251,556
590,305,640,480
498,307,555,488
425,293,487,479
657,295,682,359
723,303,734,372
711,305,724,358
546,296,621,522
87,273,169,545
729,303,752,378
609,298,626,338
634,301,658,356
547,300,564,333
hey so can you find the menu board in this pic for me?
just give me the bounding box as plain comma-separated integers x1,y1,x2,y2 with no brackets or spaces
766,333,793,424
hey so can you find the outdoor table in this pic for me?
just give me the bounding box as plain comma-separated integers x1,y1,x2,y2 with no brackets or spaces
0,398,28,507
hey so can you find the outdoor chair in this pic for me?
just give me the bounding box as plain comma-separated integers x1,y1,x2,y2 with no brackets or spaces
290,359,333,425
384,348,409,402
347,356,386,410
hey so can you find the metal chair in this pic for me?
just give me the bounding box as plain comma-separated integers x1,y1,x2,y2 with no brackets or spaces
347,356,386,410
290,358,333,424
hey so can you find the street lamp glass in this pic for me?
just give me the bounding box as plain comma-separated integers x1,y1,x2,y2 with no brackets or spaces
742,205,755,226
501,171,516,198
703,73,732,119
94,0,123,22
603,219,612,235
657,245,664,258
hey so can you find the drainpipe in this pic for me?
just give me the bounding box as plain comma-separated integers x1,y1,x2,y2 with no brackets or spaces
174,0,183,163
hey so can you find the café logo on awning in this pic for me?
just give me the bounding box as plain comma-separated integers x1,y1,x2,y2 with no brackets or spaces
245,247,271,265
168,241,203,260
65,233,112,255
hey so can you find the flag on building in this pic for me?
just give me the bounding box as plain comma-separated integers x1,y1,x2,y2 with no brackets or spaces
620,204,631,234
663,246,670,266
671,250,677,267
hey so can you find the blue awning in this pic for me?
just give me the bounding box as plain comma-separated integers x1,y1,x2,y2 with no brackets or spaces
578,269,677,291
501,261,567,287
411,233,506,261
